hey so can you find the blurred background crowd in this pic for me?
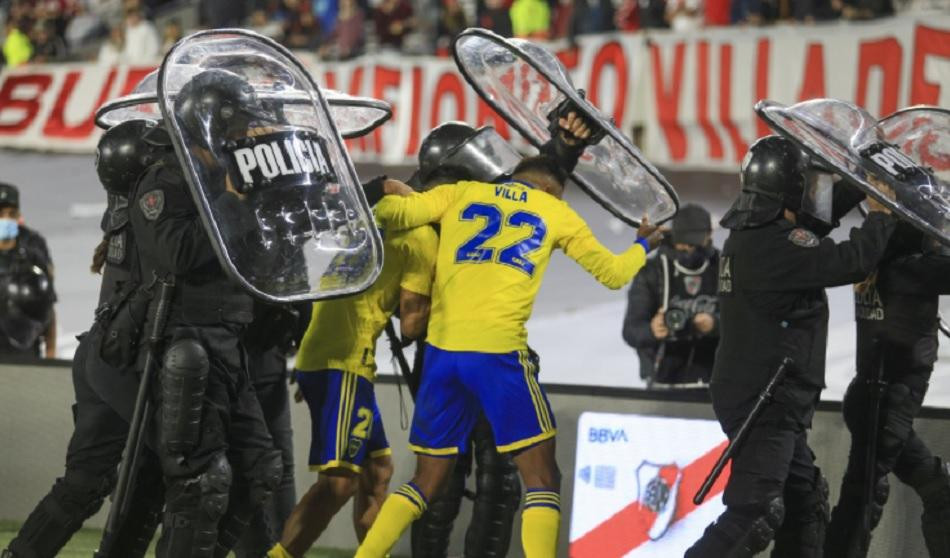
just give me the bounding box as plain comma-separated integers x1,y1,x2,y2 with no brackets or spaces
0,0,945,69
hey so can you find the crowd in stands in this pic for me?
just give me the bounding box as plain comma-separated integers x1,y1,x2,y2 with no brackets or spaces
0,0,943,68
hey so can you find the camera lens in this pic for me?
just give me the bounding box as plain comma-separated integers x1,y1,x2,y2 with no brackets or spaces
664,307,689,332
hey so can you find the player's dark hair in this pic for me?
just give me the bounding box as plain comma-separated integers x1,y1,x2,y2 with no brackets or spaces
512,154,568,186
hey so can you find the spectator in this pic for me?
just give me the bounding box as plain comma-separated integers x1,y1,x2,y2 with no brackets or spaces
510,0,550,38
477,0,513,38
121,7,159,62
622,204,720,388
200,0,247,28
319,0,364,59
312,0,338,38
637,0,672,29
373,0,414,50
161,17,181,52
836,0,894,19
572,0,616,35
30,19,67,62
705,0,732,24
551,0,575,37
97,24,123,63
284,8,322,49
666,0,704,30
247,8,285,40
2,18,32,67
0,183,57,359
65,4,107,51
732,0,776,24
435,0,468,51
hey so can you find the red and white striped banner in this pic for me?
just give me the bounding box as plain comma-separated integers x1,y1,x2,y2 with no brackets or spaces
0,14,947,170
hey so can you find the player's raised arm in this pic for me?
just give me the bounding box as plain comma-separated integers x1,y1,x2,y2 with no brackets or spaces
557,210,659,290
375,183,462,230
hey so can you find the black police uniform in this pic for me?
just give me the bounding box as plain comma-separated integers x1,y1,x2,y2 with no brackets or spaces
686,134,897,558
686,212,896,557
129,153,282,558
622,243,720,386
3,196,164,558
233,301,307,558
0,224,56,357
826,224,950,557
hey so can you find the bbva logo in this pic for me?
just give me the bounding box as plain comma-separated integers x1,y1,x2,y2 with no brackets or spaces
588,427,629,443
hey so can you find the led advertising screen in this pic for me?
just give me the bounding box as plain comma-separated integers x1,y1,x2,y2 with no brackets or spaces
570,412,730,558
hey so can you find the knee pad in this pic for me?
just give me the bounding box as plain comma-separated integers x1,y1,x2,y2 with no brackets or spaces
466,437,521,558
412,461,466,558
685,498,785,558
160,337,210,456
248,450,283,506
773,472,829,558
7,469,114,558
160,453,231,558
878,383,917,467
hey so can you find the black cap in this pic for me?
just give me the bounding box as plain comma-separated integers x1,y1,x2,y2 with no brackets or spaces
672,204,711,246
0,183,20,208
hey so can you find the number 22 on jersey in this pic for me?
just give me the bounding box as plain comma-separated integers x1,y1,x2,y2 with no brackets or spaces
454,202,547,276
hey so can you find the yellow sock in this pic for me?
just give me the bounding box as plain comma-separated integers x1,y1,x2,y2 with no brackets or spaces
355,482,428,558
266,543,293,558
522,490,561,558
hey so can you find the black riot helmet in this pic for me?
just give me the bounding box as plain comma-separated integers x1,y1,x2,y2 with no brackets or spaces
95,119,170,195
410,121,521,191
721,135,833,231
174,69,276,151
2,264,54,323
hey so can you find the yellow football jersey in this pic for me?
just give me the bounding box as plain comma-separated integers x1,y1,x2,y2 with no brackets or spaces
295,225,438,380
374,180,647,353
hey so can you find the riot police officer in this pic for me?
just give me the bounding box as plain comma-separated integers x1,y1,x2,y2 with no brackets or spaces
234,300,308,558
130,70,282,557
623,203,719,387
825,222,950,557
2,120,168,558
685,135,897,557
0,182,56,358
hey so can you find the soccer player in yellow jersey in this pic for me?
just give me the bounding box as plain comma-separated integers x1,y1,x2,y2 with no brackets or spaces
267,222,439,558
356,114,662,558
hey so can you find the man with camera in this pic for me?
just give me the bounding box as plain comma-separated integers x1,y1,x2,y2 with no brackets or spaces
622,204,719,387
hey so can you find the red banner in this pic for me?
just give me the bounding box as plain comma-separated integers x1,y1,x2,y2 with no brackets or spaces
0,14,947,169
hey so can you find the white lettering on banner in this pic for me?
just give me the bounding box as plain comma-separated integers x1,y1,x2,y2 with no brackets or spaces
0,15,947,170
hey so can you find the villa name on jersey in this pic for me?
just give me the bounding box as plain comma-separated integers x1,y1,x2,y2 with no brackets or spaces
495,184,528,203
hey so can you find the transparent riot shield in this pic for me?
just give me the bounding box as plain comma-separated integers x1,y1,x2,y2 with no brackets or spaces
96,70,392,140
877,106,950,182
453,28,678,226
157,29,383,302
756,99,950,246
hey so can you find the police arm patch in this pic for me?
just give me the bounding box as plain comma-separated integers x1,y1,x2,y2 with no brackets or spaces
787,228,819,248
139,189,165,221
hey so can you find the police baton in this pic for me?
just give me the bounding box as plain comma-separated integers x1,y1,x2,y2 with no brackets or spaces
693,357,793,505
853,346,888,555
95,276,175,558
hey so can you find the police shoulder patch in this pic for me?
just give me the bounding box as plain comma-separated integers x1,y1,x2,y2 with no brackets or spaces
787,228,819,248
139,189,164,221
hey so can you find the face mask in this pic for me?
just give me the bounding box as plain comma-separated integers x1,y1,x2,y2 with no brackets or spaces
675,246,707,269
0,218,18,240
